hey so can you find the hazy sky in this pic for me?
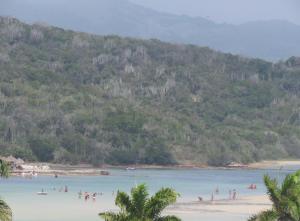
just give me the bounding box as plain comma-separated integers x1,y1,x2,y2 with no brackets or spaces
129,0,300,25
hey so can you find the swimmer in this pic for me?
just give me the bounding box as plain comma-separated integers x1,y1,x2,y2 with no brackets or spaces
92,193,97,201
78,190,82,199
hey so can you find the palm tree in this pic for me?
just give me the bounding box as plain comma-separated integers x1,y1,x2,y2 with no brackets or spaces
0,160,9,178
249,170,300,221
0,159,12,221
99,184,181,221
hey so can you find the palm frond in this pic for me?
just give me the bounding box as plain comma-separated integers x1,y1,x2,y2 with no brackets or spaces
0,199,12,221
145,188,179,219
130,183,148,217
156,215,182,221
264,175,281,210
280,198,299,221
0,160,9,178
99,184,180,221
99,211,126,221
281,174,297,196
115,191,132,213
248,210,278,221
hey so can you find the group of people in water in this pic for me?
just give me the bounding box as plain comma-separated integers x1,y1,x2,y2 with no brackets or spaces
78,190,103,201
45,182,258,203
45,186,103,202
199,184,257,202
210,187,238,202
248,183,257,190
58,186,68,192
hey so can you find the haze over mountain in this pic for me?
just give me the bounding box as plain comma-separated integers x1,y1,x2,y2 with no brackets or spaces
130,0,300,25
1,0,300,60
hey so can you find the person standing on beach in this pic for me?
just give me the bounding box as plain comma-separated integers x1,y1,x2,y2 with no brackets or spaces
92,193,97,201
211,192,214,202
233,189,237,200
229,190,232,200
215,187,219,195
84,192,90,201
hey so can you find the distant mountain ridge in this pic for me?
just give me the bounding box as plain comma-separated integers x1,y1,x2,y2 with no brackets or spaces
1,0,300,60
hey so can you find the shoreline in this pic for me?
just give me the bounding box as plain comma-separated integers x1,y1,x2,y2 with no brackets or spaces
247,160,300,169
11,159,300,177
108,159,300,170
50,159,300,169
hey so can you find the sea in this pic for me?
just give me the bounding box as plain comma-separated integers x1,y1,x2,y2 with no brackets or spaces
0,165,299,221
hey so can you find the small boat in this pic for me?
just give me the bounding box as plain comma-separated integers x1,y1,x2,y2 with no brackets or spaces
100,171,110,176
37,192,48,195
126,167,136,171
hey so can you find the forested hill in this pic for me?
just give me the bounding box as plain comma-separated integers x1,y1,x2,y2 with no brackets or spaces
1,17,300,166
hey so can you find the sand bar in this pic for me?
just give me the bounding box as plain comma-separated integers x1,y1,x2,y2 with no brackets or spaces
166,195,272,221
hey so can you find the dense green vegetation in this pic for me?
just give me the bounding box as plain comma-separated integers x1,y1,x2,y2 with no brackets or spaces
1,17,300,166
99,184,180,221
249,170,300,221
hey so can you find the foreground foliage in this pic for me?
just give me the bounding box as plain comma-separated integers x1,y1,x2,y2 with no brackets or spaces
0,160,12,221
1,17,300,165
249,170,300,221
99,184,180,221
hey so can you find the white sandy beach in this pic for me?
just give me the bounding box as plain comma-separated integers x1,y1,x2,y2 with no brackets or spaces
167,195,271,221
7,193,271,221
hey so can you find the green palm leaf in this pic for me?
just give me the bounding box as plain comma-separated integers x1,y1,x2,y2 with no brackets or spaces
264,175,281,211
252,170,300,221
115,191,132,213
99,184,181,221
130,184,148,218
99,211,127,221
0,160,11,221
248,210,278,221
0,160,9,178
157,215,182,221
145,188,179,219
0,198,12,221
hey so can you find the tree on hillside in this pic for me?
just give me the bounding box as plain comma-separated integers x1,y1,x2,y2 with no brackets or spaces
0,159,12,221
99,184,181,221
249,170,300,221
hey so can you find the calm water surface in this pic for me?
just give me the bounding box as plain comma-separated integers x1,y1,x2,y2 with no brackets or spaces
0,167,299,221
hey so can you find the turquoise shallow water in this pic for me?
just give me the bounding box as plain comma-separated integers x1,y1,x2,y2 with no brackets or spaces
0,167,299,221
